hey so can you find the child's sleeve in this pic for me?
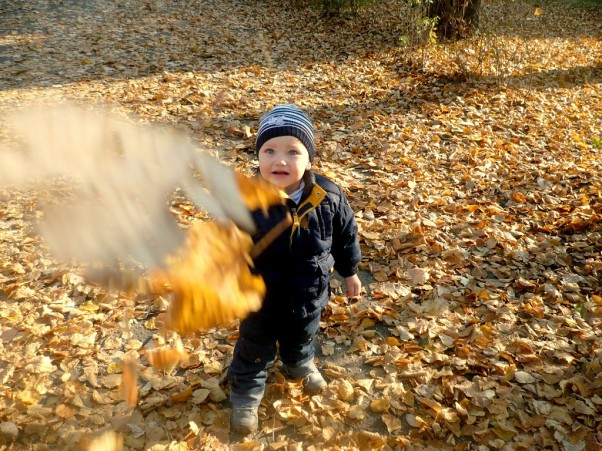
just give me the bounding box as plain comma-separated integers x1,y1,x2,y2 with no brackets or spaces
331,191,361,277
250,203,290,240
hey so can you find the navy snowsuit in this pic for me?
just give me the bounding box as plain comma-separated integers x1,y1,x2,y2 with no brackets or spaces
228,172,361,403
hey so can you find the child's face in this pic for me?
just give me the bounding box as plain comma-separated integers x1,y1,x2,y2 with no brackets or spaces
258,136,311,194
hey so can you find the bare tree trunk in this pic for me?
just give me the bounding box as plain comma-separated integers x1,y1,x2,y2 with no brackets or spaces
427,0,481,39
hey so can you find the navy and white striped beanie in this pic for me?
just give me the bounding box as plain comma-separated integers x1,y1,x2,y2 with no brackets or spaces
255,104,315,162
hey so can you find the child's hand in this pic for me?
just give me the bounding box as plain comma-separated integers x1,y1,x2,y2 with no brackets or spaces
344,274,362,299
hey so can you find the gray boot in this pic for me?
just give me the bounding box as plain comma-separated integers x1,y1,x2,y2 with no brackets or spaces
283,360,327,396
231,404,259,434
230,391,263,434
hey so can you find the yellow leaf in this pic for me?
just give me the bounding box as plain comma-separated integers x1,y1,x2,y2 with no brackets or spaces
348,404,366,420
337,379,355,402
534,7,542,15
354,431,387,449
79,301,99,312
86,431,123,451
386,336,401,347
370,398,390,413
441,407,460,423
25,356,56,374
234,172,283,214
480,324,495,336
120,172,283,336
106,361,122,374
231,442,264,451
361,230,381,240
403,390,415,406
322,425,336,442
360,318,375,329
188,421,200,436
322,343,335,356
150,221,266,335
55,404,76,419
18,391,37,405
419,397,443,413
382,414,402,433
273,399,309,425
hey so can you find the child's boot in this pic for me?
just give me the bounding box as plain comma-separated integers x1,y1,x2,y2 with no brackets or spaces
283,360,327,396
231,404,259,434
230,391,262,434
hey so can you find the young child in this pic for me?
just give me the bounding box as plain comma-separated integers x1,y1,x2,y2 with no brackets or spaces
228,104,362,434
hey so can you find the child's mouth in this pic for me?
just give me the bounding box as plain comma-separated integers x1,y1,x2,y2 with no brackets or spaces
272,171,289,176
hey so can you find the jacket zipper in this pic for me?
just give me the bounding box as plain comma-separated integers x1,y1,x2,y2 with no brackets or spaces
289,206,297,249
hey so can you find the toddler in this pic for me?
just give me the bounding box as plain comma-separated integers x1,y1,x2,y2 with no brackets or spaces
228,104,362,434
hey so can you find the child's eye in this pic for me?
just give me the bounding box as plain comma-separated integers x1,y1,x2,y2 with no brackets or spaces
288,149,300,155
263,149,274,154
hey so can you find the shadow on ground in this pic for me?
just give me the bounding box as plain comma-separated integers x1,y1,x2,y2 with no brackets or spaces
1,0,600,91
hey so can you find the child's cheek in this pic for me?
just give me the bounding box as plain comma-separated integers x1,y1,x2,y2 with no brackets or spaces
258,163,271,180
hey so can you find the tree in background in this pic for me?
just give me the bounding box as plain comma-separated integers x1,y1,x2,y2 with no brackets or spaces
426,0,481,38
313,0,481,39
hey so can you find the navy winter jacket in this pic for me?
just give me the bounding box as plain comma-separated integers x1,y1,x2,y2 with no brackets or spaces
250,172,361,319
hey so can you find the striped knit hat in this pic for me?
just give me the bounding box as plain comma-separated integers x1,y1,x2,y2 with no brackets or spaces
255,104,315,162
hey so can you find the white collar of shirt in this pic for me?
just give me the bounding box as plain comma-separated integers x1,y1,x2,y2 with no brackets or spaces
289,181,305,205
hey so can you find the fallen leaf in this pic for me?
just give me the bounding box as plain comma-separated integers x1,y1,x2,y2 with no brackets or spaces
515,371,536,384
407,267,429,285
381,413,402,433
145,341,187,372
337,379,355,402
348,404,366,420
86,431,123,451
370,398,390,413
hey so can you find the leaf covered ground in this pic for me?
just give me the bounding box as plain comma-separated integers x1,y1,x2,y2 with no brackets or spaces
1,0,602,449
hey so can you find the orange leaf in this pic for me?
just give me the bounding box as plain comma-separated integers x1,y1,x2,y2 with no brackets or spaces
145,343,186,372
171,386,193,403
512,192,526,203
120,361,139,407
235,171,283,214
